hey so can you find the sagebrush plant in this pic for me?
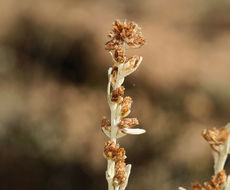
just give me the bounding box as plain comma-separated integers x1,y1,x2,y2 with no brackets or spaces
101,20,146,190
179,124,230,190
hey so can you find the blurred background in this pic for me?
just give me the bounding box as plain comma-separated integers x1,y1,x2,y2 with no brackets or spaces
0,0,230,189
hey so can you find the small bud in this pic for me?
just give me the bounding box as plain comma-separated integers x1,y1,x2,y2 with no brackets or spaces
113,160,127,185
111,86,125,102
110,66,118,87
118,118,139,128
114,46,126,63
104,141,126,162
120,97,133,117
101,117,111,131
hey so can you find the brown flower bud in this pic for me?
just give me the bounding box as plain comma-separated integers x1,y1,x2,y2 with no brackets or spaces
114,46,126,63
104,141,119,159
101,117,111,131
120,96,133,117
118,118,139,128
113,160,127,185
111,86,125,102
110,66,118,87
104,141,126,162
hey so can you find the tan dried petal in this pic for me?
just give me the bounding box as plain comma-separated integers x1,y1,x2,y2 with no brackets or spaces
111,86,125,102
118,118,139,128
113,160,127,185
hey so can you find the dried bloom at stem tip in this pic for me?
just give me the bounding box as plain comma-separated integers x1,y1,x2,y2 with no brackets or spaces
202,126,230,152
105,20,145,51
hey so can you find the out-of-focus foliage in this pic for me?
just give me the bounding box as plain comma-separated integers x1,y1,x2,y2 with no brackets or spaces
0,0,230,189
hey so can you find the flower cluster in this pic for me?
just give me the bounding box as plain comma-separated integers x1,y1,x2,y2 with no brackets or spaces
192,170,227,190
179,124,230,190
104,141,127,185
114,160,127,185
104,141,126,162
102,20,145,190
105,20,145,51
202,127,230,152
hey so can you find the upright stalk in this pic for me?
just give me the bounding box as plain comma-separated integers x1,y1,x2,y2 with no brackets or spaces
101,20,146,190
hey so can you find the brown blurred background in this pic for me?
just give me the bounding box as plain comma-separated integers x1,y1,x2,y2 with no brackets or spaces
0,0,230,189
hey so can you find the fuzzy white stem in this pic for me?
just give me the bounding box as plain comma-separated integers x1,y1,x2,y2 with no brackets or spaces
225,176,230,189
214,124,230,175
106,64,123,190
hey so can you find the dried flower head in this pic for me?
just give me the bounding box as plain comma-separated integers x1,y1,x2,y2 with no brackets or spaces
202,126,230,152
101,117,111,130
105,20,145,51
120,96,133,117
111,86,125,103
204,170,226,190
113,160,127,186
104,141,126,162
118,118,139,128
114,46,126,63
192,170,227,190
